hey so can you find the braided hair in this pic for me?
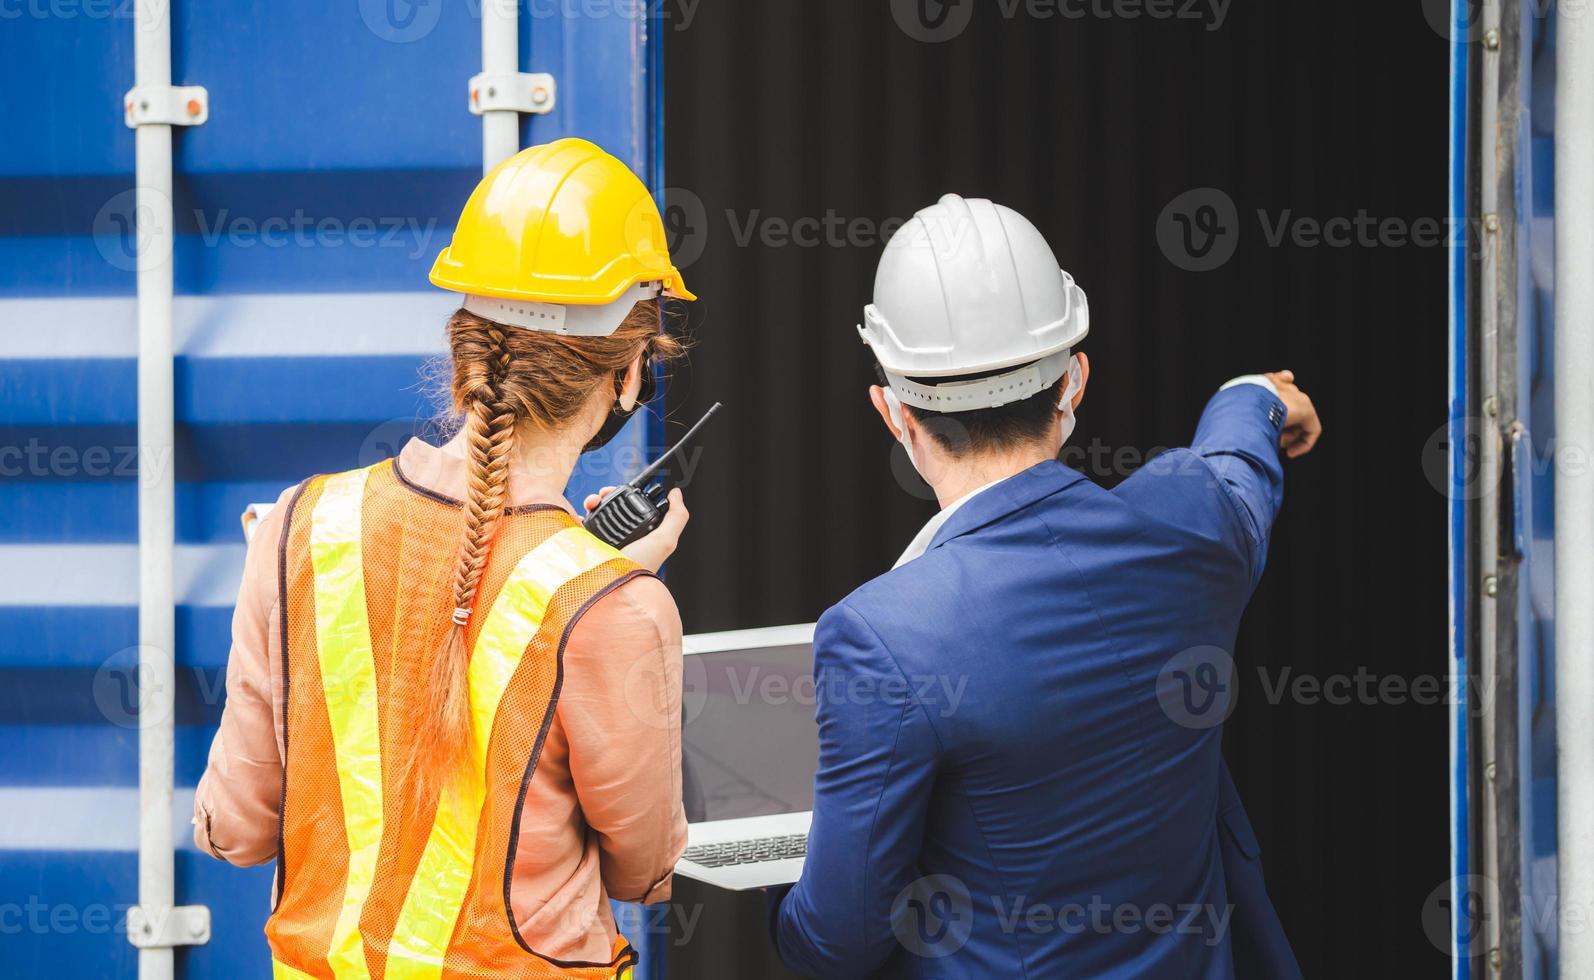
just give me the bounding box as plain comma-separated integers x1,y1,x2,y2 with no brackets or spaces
404,301,683,811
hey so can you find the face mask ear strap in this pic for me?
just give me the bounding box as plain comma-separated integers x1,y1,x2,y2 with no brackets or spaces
883,387,908,436
584,358,653,454
1056,356,1083,413
615,356,656,413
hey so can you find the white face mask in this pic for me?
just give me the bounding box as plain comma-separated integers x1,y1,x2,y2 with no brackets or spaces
1056,355,1083,445
884,354,1084,471
882,386,919,471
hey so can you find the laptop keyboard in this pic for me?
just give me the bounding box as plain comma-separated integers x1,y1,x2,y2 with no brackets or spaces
683,834,808,868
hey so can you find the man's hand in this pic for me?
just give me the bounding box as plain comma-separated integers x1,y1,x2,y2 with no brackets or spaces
582,486,691,572
1264,370,1322,458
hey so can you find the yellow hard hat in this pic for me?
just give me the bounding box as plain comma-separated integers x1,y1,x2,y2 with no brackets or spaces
430,138,695,336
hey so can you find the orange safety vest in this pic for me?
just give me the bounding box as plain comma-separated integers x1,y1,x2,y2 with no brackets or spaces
266,460,646,980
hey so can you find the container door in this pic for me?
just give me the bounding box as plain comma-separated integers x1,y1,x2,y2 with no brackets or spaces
0,3,665,976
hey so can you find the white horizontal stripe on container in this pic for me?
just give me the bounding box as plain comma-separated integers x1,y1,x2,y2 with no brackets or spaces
0,292,455,359
0,544,245,607
0,786,201,852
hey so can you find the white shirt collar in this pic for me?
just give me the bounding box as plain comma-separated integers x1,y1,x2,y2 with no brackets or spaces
892,477,1005,569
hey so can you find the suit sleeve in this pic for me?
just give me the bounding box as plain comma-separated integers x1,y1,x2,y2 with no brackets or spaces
1189,384,1288,584
772,602,942,978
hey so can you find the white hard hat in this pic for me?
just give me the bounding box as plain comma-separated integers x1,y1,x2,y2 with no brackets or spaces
859,194,1089,411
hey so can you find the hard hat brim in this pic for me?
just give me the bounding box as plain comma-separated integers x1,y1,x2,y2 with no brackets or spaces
858,303,1089,379
662,277,697,302
880,349,1076,412
463,280,673,337
431,245,695,306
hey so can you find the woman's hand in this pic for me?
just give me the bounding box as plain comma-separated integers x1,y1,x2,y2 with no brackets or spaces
582,487,691,572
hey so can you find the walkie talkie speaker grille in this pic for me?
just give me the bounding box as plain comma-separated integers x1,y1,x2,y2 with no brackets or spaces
584,485,665,548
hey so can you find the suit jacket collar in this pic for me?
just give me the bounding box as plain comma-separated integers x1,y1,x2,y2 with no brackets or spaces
925,460,1086,555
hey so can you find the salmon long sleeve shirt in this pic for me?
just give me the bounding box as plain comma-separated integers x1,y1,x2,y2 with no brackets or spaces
194,437,688,963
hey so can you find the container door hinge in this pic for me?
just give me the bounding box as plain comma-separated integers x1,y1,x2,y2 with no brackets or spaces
123,85,210,128
469,72,556,116
126,904,211,949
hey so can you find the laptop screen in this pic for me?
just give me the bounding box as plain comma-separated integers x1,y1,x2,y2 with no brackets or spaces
680,628,819,823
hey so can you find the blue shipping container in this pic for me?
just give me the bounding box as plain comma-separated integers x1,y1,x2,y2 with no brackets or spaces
0,2,670,976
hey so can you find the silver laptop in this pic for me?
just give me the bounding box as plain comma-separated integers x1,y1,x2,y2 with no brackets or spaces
674,623,818,890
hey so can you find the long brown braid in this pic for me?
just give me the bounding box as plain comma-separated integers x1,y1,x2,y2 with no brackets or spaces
405,299,684,811
449,320,518,620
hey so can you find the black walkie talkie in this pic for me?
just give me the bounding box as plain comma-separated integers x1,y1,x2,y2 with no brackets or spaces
584,402,722,548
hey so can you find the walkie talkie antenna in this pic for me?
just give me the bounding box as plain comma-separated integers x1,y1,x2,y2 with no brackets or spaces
627,402,723,489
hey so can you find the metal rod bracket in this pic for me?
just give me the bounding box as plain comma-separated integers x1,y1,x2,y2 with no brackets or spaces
126,904,211,949
468,72,556,116
123,85,209,128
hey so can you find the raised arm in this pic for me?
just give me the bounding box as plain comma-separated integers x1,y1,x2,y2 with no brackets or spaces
1188,372,1319,582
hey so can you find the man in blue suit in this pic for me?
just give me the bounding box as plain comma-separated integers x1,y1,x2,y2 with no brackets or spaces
768,195,1318,978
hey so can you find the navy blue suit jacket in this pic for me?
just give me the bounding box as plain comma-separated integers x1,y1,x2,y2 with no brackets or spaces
771,384,1301,978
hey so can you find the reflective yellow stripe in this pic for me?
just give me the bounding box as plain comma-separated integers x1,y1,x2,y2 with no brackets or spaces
267,958,634,980
274,960,320,980
384,527,623,979
310,467,381,980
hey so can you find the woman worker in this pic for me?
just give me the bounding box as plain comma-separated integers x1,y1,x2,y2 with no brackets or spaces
194,138,695,980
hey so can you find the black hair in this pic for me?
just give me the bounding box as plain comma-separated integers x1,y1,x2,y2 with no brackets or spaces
878,362,1068,457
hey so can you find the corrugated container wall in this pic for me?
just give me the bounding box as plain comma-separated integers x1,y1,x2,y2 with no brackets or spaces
0,4,667,977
